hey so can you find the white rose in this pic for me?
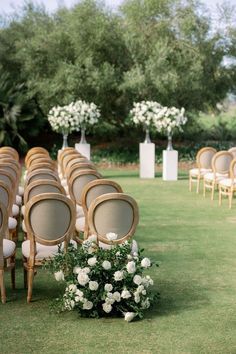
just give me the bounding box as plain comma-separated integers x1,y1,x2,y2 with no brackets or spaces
134,293,140,303
54,270,64,281
83,301,93,310
89,281,99,291
113,291,121,302
70,300,75,309
104,284,113,292
137,285,144,293
73,266,81,274
88,257,97,266
124,312,136,322
75,289,83,297
102,260,112,270
121,289,131,299
77,272,89,286
68,284,77,293
126,261,136,274
133,275,142,285
141,258,151,268
106,232,118,241
141,298,150,309
102,303,112,313
81,267,90,274
75,296,82,303
114,270,124,281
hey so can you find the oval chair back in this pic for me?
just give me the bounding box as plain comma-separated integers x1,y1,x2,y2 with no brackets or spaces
212,151,233,175
228,147,236,159
0,147,19,161
66,163,96,181
0,181,12,215
25,147,49,164
28,162,56,173
0,202,8,267
25,169,60,187
24,180,66,205
88,193,139,245
68,170,102,206
197,147,216,170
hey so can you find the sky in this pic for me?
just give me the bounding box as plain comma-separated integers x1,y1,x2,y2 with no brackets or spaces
0,0,235,16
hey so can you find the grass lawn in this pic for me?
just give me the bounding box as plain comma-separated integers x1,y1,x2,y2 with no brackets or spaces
1,169,236,354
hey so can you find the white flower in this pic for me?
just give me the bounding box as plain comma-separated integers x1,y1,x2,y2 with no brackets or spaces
87,234,97,243
88,257,97,266
75,296,82,303
73,266,81,274
54,270,64,281
141,257,151,268
77,272,90,286
102,260,112,270
121,289,131,299
106,232,118,241
113,291,121,302
114,270,124,281
89,281,99,291
137,285,144,293
134,293,140,303
70,300,75,309
116,251,121,257
75,289,83,297
105,296,115,305
126,261,136,274
102,303,112,313
83,301,93,310
81,267,90,274
133,275,142,285
68,284,77,293
141,298,150,309
104,283,113,292
127,254,133,260
124,312,137,322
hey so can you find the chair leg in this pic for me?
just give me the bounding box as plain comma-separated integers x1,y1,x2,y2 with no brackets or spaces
203,180,206,197
189,175,192,192
211,183,215,200
229,190,233,209
27,268,34,303
219,188,222,206
196,177,200,194
0,269,6,304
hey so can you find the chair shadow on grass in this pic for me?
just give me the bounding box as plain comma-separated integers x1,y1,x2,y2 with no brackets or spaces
145,279,210,319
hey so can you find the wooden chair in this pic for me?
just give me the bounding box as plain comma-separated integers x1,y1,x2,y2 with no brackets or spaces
219,158,236,208
0,147,19,161
26,153,51,169
189,147,216,193
0,202,16,303
22,193,76,302
25,169,60,187
203,151,233,200
0,181,17,240
61,152,82,178
25,147,49,165
66,163,96,182
28,162,56,174
87,193,139,247
81,179,123,239
228,147,236,159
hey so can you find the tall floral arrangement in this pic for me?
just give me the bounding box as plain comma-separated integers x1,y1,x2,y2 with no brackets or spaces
153,106,187,136
72,100,100,131
48,103,79,135
46,235,157,322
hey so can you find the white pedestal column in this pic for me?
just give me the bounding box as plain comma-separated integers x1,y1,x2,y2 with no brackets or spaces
162,150,178,181
75,143,91,160
139,143,155,179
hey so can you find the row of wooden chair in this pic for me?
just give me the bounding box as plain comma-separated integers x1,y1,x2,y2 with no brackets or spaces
189,147,236,208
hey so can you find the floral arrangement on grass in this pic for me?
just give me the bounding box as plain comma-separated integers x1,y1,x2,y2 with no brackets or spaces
46,235,157,322
72,100,100,131
153,106,187,136
48,103,79,134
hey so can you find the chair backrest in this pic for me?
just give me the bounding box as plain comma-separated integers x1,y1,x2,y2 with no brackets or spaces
228,147,236,159
0,181,12,215
0,147,19,161
30,157,55,167
25,193,76,246
229,158,236,179
0,169,16,192
212,151,233,174
26,153,51,168
28,162,56,173
0,163,18,182
58,148,78,166
0,202,8,267
196,147,217,170
66,163,96,181
81,179,123,216
88,193,139,244
68,170,102,205
25,169,60,187
24,180,66,204
62,153,81,177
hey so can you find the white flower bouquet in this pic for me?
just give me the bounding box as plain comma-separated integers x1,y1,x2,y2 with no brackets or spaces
46,236,157,322
130,101,162,128
48,103,79,134
154,106,187,136
72,100,100,130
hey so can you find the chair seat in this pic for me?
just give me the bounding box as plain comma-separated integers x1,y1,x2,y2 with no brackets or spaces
21,205,25,216
75,217,85,232
204,172,228,182
18,186,24,196
15,195,22,206
22,240,77,259
12,204,20,217
189,168,211,177
59,172,63,180
64,186,69,195
8,217,17,230
61,179,67,187
3,239,16,258
219,178,236,188
76,204,84,217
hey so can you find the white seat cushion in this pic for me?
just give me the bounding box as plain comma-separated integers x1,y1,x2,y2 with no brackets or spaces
3,239,16,258
75,217,85,232
219,178,236,187
59,172,63,180
64,186,69,195
61,179,67,187
204,172,228,182
22,239,77,259
21,205,25,216
8,217,17,230
189,168,211,177
15,195,22,206
22,219,26,232
76,204,84,217
18,186,24,196
12,204,20,217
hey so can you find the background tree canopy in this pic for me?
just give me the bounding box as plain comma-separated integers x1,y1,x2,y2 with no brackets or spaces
0,0,235,152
